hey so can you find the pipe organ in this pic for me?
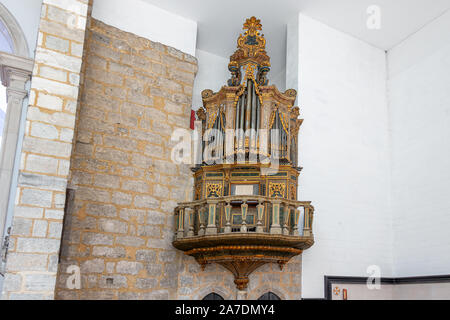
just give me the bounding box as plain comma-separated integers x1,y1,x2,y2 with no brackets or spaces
173,17,314,292
197,17,303,167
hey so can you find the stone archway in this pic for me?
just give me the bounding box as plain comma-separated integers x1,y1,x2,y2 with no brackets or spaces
0,3,30,57
194,285,234,300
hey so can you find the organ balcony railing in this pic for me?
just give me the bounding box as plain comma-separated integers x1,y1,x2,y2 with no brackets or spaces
172,195,314,290
173,196,314,239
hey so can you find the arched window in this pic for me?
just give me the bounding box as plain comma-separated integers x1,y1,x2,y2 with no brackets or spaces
203,293,224,300
258,292,281,300
0,3,30,56
0,19,14,53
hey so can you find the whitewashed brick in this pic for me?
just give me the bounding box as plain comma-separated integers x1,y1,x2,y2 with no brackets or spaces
29,89,37,105
15,206,44,218
46,35,70,53
9,293,52,300
27,107,76,128
11,217,32,236
20,171,68,194
69,72,80,86
20,152,26,170
70,41,83,57
32,220,48,237
54,192,66,209
37,32,43,46
34,47,82,73
16,238,60,253
58,159,71,176
26,154,58,174
65,100,77,114
24,274,56,291
39,66,67,82
32,76,79,99
6,253,48,271
45,209,64,219
60,127,74,142
3,274,22,292
23,136,72,158
77,16,87,30
48,221,63,238
30,122,59,140
71,42,83,57
47,4,73,25
37,93,64,111
44,0,88,16
20,188,53,207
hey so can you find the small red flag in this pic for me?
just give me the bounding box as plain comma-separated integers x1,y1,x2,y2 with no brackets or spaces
190,109,195,130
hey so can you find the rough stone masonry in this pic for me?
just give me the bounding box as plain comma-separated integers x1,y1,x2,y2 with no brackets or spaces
54,18,198,300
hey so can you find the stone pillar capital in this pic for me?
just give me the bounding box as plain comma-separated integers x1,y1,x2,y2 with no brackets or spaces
0,52,33,89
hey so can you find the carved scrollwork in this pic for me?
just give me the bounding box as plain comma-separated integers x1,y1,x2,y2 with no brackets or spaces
284,89,297,98
196,107,206,121
290,106,300,119
228,16,271,81
227,61,241,86
202,89,214,99
269,182,285,198
206,183,222,198
256,65,270,86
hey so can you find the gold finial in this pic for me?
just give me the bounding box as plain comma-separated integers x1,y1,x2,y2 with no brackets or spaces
243,16,262,36
228,17,271,86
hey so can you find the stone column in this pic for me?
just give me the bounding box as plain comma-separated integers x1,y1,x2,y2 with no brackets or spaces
0,53,33,244
1,0,89,300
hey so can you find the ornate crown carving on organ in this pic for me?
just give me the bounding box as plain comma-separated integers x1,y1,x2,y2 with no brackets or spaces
228,16,271,86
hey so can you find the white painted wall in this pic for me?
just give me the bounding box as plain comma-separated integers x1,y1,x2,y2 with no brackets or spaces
0,0,42,57
191,49,228,110
271,68,286,93
295,13,393,298
192,49,287,111
387,10,450,278
286,16,299,97
92,0,197,56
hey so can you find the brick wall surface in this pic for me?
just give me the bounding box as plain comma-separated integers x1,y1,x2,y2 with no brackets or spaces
1,0,89,300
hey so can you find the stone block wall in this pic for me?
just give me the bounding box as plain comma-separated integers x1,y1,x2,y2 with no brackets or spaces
176,255,302,300
2,0,89,300
54,19,197,300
